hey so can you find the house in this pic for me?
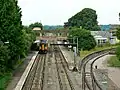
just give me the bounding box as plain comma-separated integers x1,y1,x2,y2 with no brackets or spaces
94,36,107,45
91,31,118,45
92,24,120,45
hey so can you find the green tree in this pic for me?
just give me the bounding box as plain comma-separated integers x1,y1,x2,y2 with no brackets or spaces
67,8,100,31
116,46,120,61
116,26,120,61
22,26,36,55
29,22,43,30
0,0,24,69
68,28,96,50
116,27,120,40
0,43,10,75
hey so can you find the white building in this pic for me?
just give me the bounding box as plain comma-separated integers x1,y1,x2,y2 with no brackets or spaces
91,31,118,45
94,36,107,45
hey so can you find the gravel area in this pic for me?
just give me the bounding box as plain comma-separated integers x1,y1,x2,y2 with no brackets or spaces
93,55,120,89
6,51,36,90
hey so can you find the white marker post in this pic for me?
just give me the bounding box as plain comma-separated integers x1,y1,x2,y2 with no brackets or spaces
73,47,78,71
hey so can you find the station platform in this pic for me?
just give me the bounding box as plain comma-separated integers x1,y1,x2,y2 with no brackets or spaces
59,46,81,71
13,52,38,90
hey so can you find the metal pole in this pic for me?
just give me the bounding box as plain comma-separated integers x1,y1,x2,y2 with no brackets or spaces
72,47,78,71
77,37,78,55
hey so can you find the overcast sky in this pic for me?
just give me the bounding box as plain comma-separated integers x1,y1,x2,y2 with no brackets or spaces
18,0,120,26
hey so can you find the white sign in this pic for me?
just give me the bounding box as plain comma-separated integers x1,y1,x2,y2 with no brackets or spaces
73,47,77,56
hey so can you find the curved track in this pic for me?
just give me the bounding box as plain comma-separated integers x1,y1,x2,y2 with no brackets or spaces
81,48,115,90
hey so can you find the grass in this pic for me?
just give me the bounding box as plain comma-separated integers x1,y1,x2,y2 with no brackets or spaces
0,73,12,90
80,45,118,59
0,57,26,90
107,56,120,67
0,59,24,90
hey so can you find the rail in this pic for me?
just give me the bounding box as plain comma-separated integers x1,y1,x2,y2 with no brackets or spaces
80,48,116,90
55,46,75,90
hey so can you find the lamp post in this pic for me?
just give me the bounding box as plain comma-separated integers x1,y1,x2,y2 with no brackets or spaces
73,36,79,55
73,46,78,71
73,36,79,71
68,36,79,71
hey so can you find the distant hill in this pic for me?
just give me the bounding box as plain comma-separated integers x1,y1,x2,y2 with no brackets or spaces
99,24,120,31
43,25,64,30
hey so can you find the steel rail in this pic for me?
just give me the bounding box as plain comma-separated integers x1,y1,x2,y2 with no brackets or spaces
22,54,46,90
22,54,40,90
54,46,75,90
81,48,116,90
90,53,109,90
59,47,76,90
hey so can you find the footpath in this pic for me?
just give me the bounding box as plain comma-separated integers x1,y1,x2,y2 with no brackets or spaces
6,51,38,90
93,55,120,89
59,46,82,89
60,46,120,89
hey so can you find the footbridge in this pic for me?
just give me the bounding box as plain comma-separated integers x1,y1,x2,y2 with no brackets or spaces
34,29,69,41
39,36,67,40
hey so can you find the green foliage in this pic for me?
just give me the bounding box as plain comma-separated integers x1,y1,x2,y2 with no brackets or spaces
80,45,118,59
68,28,96,50
116,46,120,61
43,25,64,30
0,0,23,69
0,0,36,73
0,73,12,90
29,22,43,30
0,45,10,75
67,8,100,31
21,26,36,56
116,26,120,62
116,27,120,40
0,1,36,88
107,56,120,67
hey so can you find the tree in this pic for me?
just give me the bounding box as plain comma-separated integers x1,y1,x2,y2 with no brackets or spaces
116,26,120,61
68,27,96,50
0,0,37,76
66,8,100,31
116,46,120,61
116,27,120,40
29,22,43,30
0,0,24,69
22,26,36,55
0,44,10,75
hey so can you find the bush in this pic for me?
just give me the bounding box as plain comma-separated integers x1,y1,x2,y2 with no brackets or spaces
107,56,120,67
116,46,120,61
68,28,96,50
0,73,12,90
0,45,10,75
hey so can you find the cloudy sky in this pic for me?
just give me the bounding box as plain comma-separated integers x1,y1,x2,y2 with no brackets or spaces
18,0,120,25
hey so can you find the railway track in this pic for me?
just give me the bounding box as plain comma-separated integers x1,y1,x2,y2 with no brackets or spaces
81,48,115,90
22,45,77,90
20,45,116,90
54,46,75,90
22,54,46,90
